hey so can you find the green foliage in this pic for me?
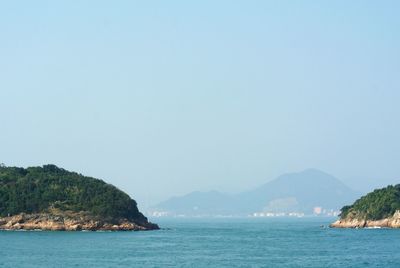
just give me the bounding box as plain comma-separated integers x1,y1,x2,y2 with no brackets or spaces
340,185,400,220
0,165,147,224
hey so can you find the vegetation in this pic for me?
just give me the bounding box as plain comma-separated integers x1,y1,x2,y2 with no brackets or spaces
0,164,148,224
340,184,400,220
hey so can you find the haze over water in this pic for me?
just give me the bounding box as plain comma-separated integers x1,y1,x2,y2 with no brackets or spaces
2,2,400,268
1,1,400,207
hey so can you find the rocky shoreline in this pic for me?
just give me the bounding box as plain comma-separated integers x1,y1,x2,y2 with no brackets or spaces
0,211,159,231
330,210,400,228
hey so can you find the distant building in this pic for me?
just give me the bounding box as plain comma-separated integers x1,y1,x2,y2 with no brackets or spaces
313,207,322,215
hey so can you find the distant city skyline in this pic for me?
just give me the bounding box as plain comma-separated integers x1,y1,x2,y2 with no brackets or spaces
1,1,400,208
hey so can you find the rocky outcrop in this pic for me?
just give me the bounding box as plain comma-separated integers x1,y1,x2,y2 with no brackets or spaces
330,210,400,228
0,211,159,231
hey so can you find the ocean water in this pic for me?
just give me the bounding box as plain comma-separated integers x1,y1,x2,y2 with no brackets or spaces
1,217,400,267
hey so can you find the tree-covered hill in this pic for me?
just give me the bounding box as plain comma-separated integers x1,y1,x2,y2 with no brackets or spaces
0,164,149,225
340,184,400,220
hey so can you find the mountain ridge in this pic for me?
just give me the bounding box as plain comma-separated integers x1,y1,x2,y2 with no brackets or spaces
153,169,360,217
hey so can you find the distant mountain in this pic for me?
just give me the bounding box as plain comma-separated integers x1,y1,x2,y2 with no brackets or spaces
156,190,236,215
152,169,360,217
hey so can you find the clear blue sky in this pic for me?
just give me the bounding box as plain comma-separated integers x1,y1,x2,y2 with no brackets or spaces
1,1,399,208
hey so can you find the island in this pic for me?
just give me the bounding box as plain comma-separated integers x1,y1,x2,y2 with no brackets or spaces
0,164,159,231
330,184,400,228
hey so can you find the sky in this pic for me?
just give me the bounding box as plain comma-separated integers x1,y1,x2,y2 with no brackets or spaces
1,1,400,209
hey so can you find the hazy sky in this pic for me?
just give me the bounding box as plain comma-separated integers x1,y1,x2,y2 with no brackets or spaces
1,1,399,208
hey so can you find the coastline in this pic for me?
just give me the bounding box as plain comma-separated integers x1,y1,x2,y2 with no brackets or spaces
330,211,400,228
0,212,159,231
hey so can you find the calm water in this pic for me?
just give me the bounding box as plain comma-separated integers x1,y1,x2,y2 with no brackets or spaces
1,217,399,267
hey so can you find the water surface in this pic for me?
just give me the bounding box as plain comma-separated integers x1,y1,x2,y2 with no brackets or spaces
1,217,399,267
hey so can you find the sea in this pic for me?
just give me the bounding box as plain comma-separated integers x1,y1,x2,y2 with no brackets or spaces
1,217,399,267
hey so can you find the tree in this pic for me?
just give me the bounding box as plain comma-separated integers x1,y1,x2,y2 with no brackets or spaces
0,165,148,225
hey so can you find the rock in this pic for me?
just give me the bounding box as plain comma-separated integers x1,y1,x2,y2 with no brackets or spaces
0,211,159,231
330,210,400,228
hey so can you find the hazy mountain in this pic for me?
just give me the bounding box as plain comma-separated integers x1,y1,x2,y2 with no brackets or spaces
152,169,360,216
156,190,236,216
